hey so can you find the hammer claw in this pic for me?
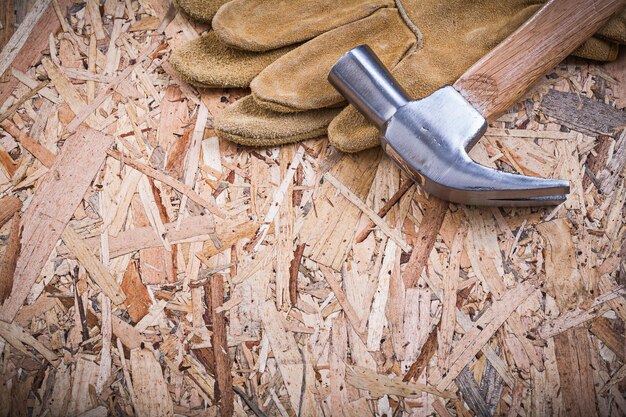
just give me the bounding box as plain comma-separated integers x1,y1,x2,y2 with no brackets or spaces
431,159,571,206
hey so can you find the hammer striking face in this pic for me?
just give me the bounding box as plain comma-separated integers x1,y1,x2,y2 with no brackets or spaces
328,0,624,207
329,45,569,206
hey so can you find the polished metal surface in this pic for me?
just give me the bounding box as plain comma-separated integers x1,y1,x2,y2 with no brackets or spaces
328,45,410,129
329,45,570,206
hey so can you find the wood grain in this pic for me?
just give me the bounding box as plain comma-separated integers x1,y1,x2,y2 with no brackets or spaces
0,0,51,80
67,356,98,415
455,367,491,417
0,143,16,176
589,317,625,362
324,172,410,252
131,194,175,285
346,365,455,399
536,218,587,311
42,58,101,128
454,0,624,121
436,282,534,390
69,215,219,259
289,242,305,306
440,223,467,367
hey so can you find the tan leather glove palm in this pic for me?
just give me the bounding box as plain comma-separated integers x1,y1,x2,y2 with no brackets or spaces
170,0,626,151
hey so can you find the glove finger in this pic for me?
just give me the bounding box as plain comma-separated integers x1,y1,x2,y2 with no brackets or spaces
251,8,415,113
572,37,619,62
214,96,342,147
169,32,294,88
173,0,230,23
595,8,626,44
213,0,394,52
328,107,378,153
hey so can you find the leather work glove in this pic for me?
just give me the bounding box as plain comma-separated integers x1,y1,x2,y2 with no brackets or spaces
170,0,626,151
172,0,229,23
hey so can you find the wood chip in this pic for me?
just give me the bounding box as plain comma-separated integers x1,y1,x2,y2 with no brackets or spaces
485,127,576,140
1,120,56,167
536,218,587,311
42,58,101,128
85,0,105,40
366,239,397,351
299,149,381,270
537,286,625,339
66,214,222,259
0,195,21,228
0,0,52,83
355,178,413,244
0,0,71,107
436,282,534,390
61,226,126,305
0,319,58,364
107,150,227,218
589,317,625,362
130,347,174,417
324,172,410,252
120,260,151,323
206,275,234,417
0,211,21,302
320,265,365,342
402,198,448,288
261,301,317,416
68,40,161,132
440,222,467,367
540,89,626,136
253,146,303,251
67,356,99,415
553,328,597,417
346,365,456,399
0,126,113,322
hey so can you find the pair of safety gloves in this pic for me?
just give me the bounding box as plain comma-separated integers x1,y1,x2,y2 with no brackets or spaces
170,0,626,153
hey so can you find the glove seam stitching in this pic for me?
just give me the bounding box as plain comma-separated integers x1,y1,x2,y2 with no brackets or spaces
395,0,423,53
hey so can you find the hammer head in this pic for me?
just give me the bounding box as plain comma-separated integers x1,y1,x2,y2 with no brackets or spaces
328,45,570,207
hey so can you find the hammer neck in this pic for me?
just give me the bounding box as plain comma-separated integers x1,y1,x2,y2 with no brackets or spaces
328,45,410,130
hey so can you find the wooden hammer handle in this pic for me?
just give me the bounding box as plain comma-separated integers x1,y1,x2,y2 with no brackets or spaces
454,0,624,121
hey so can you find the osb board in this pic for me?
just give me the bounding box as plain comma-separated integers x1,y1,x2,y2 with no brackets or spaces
0,1,624,417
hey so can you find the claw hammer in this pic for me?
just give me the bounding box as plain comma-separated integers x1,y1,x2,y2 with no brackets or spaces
329,0,624,206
